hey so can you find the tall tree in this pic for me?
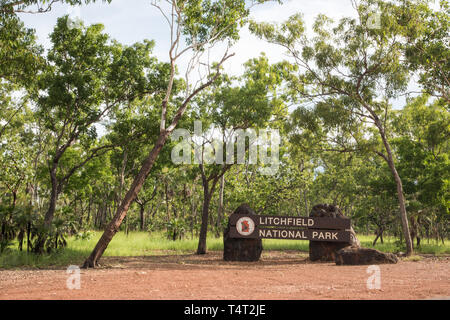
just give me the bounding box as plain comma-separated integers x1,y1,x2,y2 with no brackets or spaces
392,95,449,243
250,0,420,254
33,16,165,252
191,55,287,254
401,0,449,104
82,0,277,268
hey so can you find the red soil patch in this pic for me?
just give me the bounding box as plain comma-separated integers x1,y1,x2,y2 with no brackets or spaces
0,251,449,300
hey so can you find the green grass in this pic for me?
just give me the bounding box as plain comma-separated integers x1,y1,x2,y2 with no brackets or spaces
357,234,450,255
0,231,448,269
402,255,423,262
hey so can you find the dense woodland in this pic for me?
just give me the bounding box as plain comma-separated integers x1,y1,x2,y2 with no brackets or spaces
0,0,448,266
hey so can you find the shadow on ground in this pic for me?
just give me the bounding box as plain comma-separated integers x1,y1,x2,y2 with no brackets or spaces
98,250,318,270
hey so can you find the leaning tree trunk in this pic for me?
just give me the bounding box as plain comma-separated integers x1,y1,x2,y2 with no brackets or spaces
390,167,413,254
82,133,168,268
375,118,413,256
81,51,230,267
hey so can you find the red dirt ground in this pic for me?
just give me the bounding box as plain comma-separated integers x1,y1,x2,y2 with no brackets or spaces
0,251,449,300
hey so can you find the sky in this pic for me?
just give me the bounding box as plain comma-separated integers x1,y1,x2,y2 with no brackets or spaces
18,0,358,77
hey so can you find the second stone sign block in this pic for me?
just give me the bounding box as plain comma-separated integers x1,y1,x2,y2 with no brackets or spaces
308,204,361,262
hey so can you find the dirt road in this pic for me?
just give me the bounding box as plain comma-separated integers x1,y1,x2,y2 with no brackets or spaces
0,251,449,300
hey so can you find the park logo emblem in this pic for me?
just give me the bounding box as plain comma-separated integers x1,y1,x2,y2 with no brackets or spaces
236,216,256,236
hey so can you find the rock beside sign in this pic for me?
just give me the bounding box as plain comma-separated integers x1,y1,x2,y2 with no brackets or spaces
309,204,360,261
223,204,262,262
335,246,398,265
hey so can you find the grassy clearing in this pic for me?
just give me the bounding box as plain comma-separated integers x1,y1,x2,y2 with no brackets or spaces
357,234,450,255
0,231,448,269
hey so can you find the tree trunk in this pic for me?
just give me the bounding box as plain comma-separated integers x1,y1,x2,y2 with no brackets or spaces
115,149,128,215
45,168,58,227
384,149,413,255
303,190,308,216
82,133,168,268
34,165,59,253
18,230,24,251
78,200,86,227
374,117,413,256
139,203,145,231
140,206,145,231
216,175,225,237
87,196,92,226
81,49,228,267
164,181,171,222
26,221,31,253
191,186,197,238
101,204,107,227
372,228,384,246
373,233,380,246
12,191,17,210
197,187,211,255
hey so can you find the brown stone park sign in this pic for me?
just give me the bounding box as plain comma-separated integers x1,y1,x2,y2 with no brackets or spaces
223,204,399,265
228,214,351,242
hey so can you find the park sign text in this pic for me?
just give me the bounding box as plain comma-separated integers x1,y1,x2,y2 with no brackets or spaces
228,214,351,242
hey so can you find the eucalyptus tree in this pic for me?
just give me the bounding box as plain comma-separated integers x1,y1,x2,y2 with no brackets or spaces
33,16,167,253
0,101,35,252
0,14,39,248
392,95,449,243
0,1,107,172
83,0,278,268
0,14,42,161
224,154,314,218
250,0,421,255
0,0,109,90
185,54,287,254
0,13,42,240
0,106,34,210
400,0,449,104
0,0,111,93
0,0,111,15
106,95,179,232
107,96,165,217
134,179,159,231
